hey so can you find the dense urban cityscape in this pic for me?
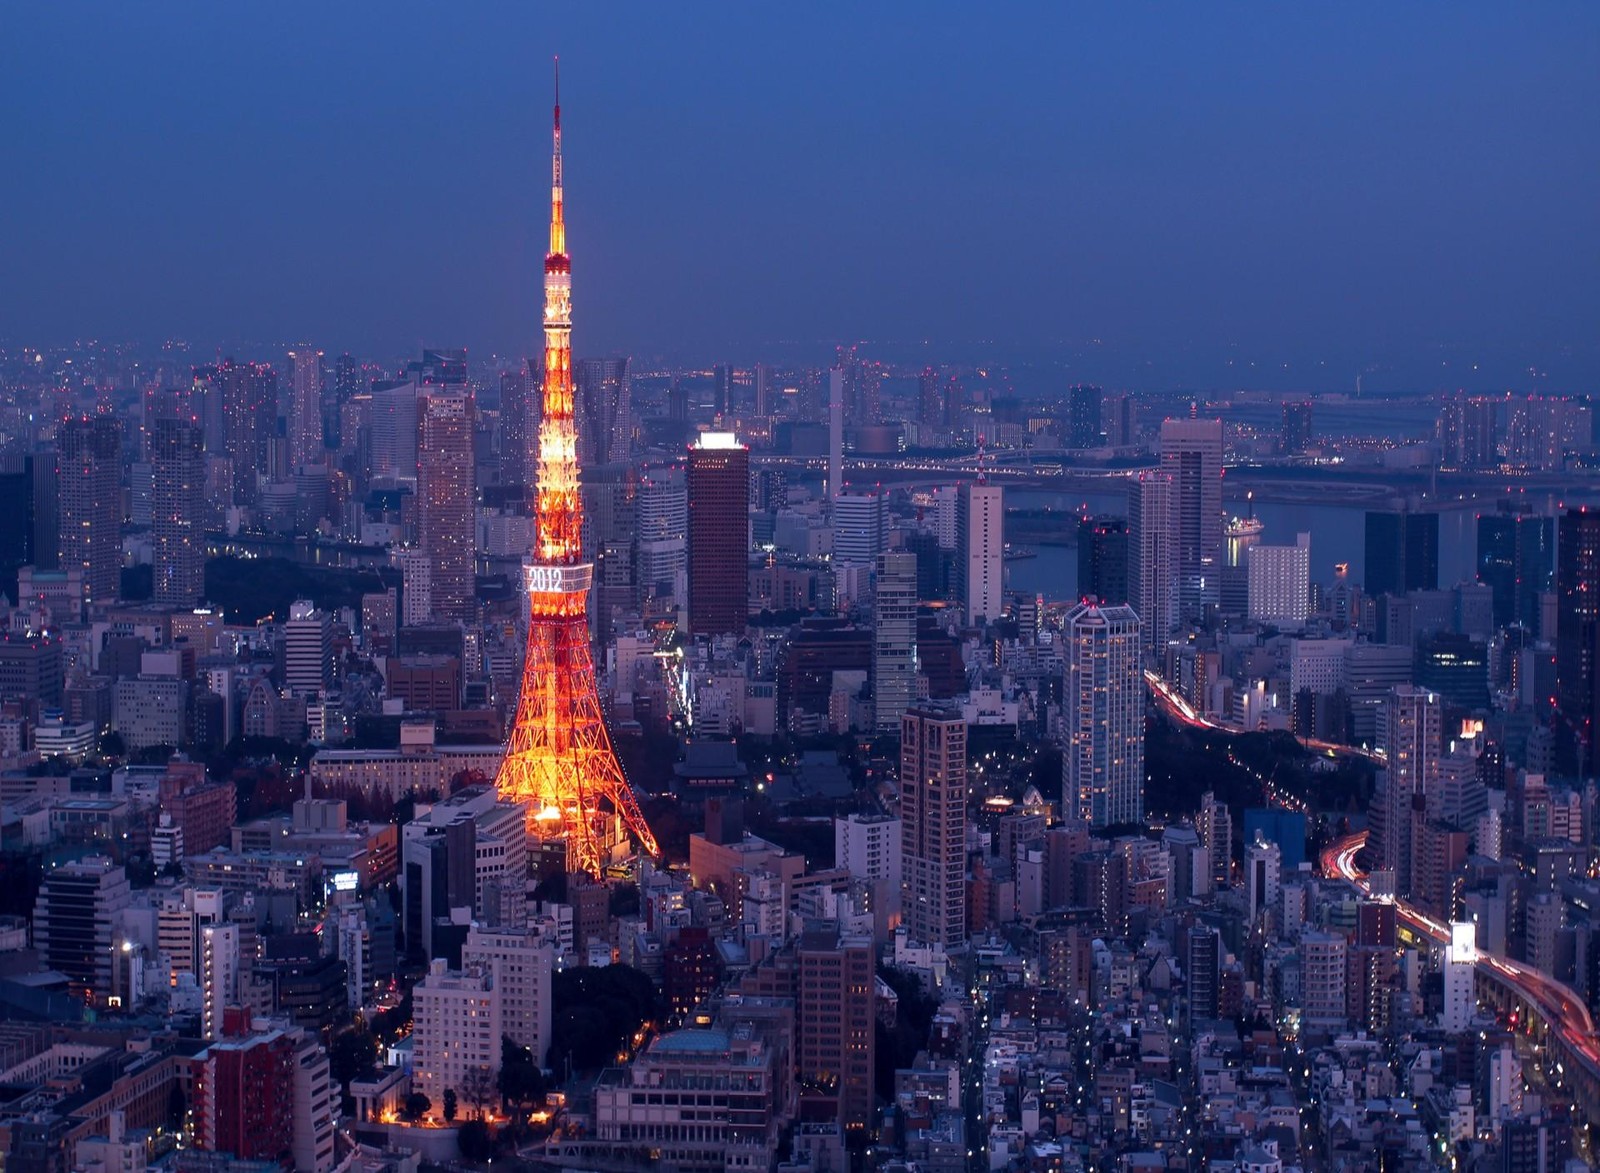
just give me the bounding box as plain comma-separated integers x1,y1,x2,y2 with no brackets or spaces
3,12,1600,1173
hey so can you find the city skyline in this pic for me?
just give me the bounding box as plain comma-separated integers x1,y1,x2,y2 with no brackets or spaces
3,6,1599,389
6,12,1600,1171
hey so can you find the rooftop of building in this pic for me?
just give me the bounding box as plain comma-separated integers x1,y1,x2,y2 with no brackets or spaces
652,1028,730,1055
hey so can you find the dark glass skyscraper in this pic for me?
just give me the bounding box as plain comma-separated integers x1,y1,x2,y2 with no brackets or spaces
1281,401,1313,455
1068,384,1103,449
1556,508,1600,778
1364,509,1439,598
0,452,58,579
1077,514,1130,606
1477,504,1554,632
686,434,749,638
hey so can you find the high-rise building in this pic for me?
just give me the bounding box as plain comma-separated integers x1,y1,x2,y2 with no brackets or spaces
827,368,844,499
1299,930,1349,1026
0,451,59,577
57,415,123,606
686,433,749,637
1442,921,1477,1032
917,367,942,428
200,921,239,1041
835,812,902,892
900,706,967,949
191,1025,298,1163
1220,515,1263,617
1437,395,1498,470
575,357,631,466
411,958,501,1115
1477,504,1555,632
1244,832,1281,924
581,462,638,645
218,359,276,505
367,382,421,486
1280,401,1313,455
149,417,205,607
1376,686,1441,897
1159,418,1224,622
831,488,888,569
499,362,539,491
1077,515,1129,606
1196,791,1233,889
797,925,876,1133
32,857,131,1006
1128,470,1175,643
1556,508,1600,778
287,347,325,469
753,363,771,416
418,388,476,623
1103,393,1135,447
1246,533,1311,625
1061,602,1143,827
1068,384,1103,449
873,551,918,732
713,362,733,416
284,600,333,697
637,468,688,618
956,481,1003,626
461,926,554,1068
1364,509,1439,598
1185,925,1220,1020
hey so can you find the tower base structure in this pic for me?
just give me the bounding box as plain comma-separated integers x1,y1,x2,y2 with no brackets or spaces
495,561,659,876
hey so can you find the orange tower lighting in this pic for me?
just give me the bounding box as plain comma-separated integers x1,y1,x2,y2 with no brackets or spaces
495,61,659,874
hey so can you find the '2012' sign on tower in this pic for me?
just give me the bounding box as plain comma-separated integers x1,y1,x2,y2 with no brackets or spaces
495,62,659,874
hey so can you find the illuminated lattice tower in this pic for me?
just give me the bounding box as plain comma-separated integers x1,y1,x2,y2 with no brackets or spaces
495,65,659,874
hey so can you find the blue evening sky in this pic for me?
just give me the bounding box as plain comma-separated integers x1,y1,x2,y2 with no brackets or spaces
2,4,1597,390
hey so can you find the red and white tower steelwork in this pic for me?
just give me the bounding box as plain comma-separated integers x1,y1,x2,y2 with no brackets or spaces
495,64,659,873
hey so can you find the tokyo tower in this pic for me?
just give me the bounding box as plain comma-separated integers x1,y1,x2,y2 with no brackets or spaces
495,62,659,874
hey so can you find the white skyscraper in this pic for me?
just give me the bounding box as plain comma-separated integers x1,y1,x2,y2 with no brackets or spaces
287,347,325,470
1061,601,1144,826
411,958,501,1117
637,468,688,616
461,926,554,1072
956,481,1003,626
367,383,420,485
874,551,919,732
200,921,239,1041
1128,470,1176,644
392,548,432,628
832,488,889,568
1442,921,1477,1032
1247,532,1312,625
284,600,332,697
836,812,902,886
835,811,902,929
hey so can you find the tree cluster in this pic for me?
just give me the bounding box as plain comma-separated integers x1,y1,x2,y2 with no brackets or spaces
546,965,658,1074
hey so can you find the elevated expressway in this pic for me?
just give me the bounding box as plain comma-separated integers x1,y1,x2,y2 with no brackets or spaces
1323,832,1600,1128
